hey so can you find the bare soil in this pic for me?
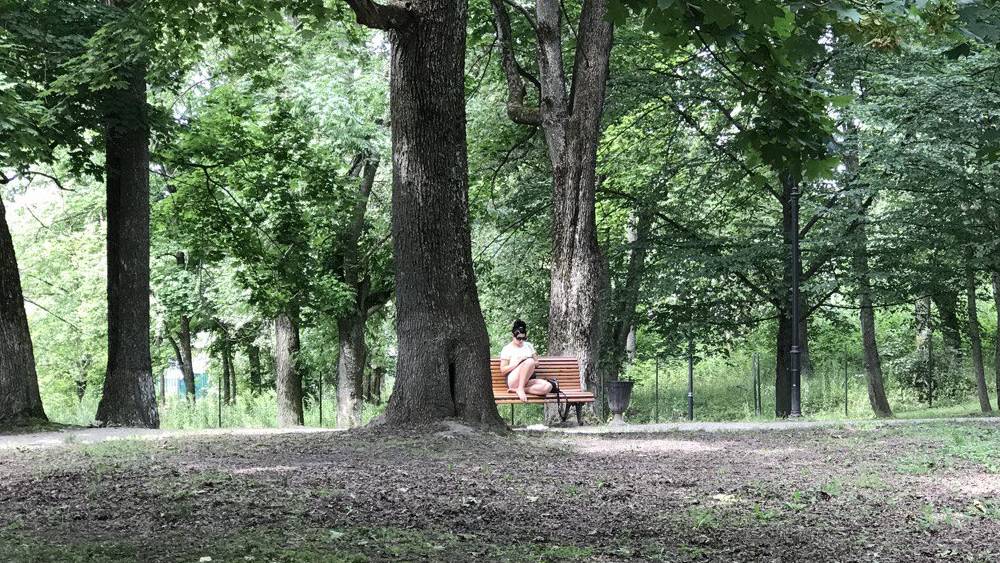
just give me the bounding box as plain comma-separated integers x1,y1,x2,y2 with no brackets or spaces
1,421,999,562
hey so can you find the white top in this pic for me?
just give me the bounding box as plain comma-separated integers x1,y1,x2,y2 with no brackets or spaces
500,341,537,366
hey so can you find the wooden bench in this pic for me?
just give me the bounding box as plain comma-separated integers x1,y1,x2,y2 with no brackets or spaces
491,356,595,425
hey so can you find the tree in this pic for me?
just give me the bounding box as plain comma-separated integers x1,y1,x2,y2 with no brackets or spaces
92,0,159,427
336,153,391,428
490,0,614,418
0,195,46,425
346,0,505,427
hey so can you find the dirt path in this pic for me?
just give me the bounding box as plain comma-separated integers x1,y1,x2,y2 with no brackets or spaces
1,420,999,562
549,416,1000,434
5,415,995,452
0,426,341,451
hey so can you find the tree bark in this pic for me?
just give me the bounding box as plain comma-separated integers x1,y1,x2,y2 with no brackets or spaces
854,209,893,418
274,311,303,426
337,314,366,428
0,199,47,426
95,50,158,428
993,271,1000,411
346,0,504,428
177,316,196,403
966,266,992,412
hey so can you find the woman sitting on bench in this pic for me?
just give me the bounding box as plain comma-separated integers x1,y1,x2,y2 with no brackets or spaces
500,319,554,402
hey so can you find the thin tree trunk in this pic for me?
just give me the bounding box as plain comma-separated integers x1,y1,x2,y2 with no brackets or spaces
337,314,366,428
177,316,195,403
95,49,158,428
274,311,303,426
221,333,231,405
347,0,504,427
247,344,263,394
854,211,892,417
966,266,992,412
0,199,46,426
993,271,1000,411
915,296,933,402
933,290,963,375
336,155,378,428
166,334,184,404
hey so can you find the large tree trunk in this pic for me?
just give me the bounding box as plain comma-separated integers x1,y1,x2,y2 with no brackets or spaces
993,271,1000,411
343,0,503,428
540,0,614,422
177,316,195,403
337,314,366,428
966,266,992,413
0,200,47,426
95,51,158,428
854,212,893,418
274,311,303,426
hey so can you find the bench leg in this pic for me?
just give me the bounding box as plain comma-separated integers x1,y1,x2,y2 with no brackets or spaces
510,404,514,427
575,404,583,425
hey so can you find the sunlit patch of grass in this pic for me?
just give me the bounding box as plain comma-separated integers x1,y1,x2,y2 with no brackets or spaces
686,506,720,530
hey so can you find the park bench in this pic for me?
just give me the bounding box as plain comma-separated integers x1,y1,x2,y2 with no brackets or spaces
491,356,595,425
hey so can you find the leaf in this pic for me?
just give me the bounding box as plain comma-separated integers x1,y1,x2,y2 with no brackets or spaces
700,0,736,29
606,0,629,26
829,94,854,108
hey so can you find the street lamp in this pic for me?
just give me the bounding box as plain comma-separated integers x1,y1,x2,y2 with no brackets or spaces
789,177,802,418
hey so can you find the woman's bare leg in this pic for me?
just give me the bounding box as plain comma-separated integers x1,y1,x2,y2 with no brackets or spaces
525,379,553,396
507,358,537,402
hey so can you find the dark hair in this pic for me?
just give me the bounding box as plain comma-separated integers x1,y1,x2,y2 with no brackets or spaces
512,319,527,334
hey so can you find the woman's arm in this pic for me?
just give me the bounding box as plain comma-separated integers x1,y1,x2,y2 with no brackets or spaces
500,357,523,376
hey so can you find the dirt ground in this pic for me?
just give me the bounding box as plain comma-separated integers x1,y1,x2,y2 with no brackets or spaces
1,421,999,562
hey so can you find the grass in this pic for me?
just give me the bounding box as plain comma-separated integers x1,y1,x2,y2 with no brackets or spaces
896,423,1000,474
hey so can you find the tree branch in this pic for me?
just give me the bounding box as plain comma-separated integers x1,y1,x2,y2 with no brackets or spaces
491,0,542,126
344,0,415,30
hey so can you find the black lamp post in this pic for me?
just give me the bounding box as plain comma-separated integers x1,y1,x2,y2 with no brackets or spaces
789,177,802,418
687,336,694,421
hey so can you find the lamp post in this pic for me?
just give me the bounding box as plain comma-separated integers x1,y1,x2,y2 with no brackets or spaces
789,176,802,418
687,336,694,421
